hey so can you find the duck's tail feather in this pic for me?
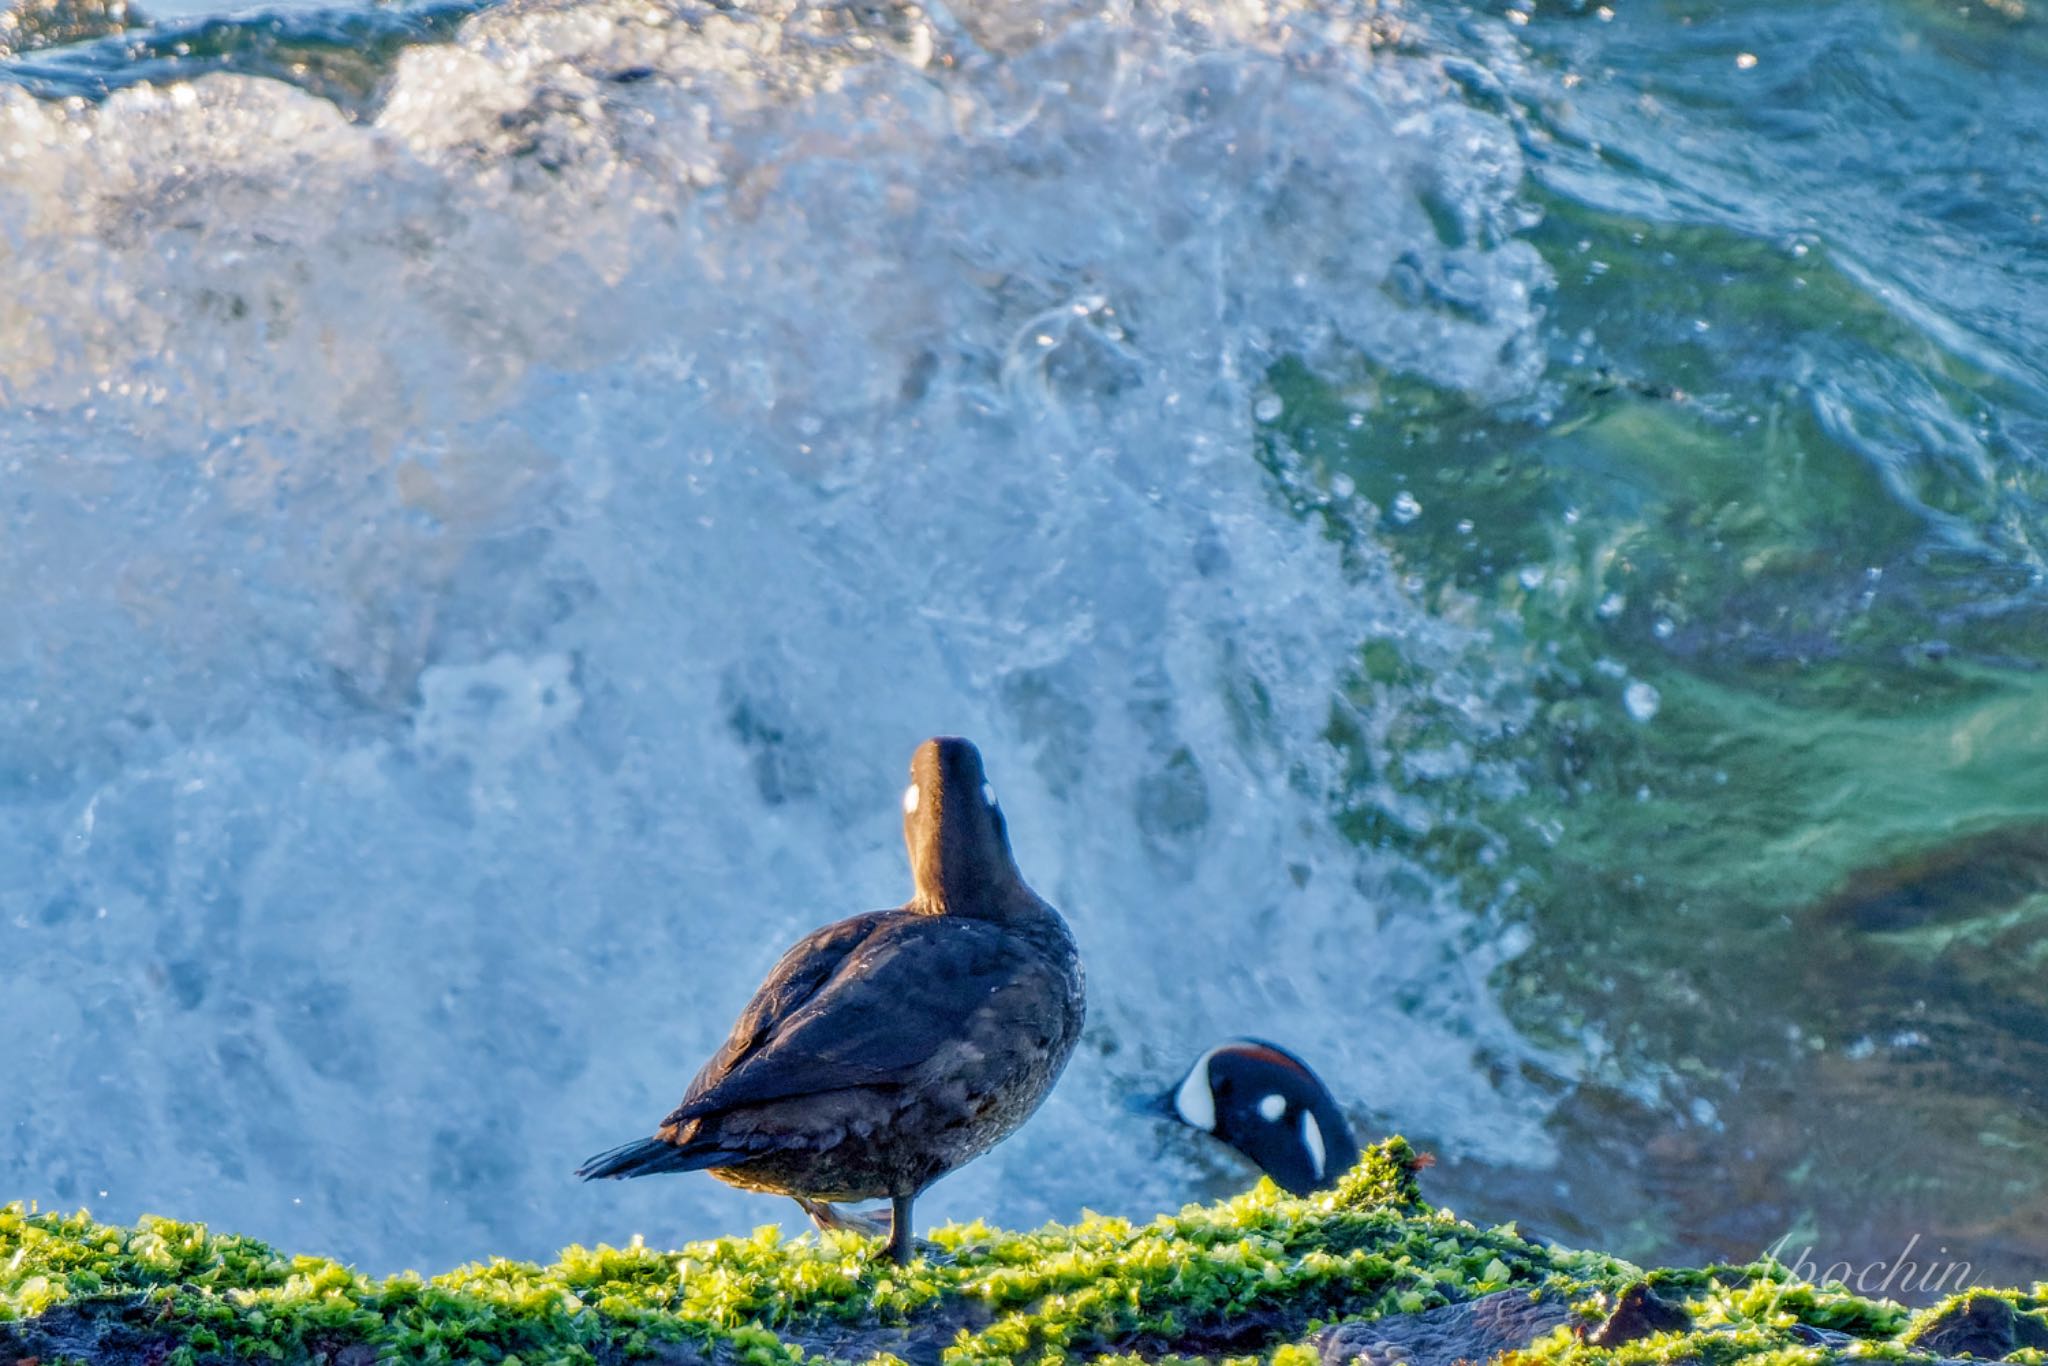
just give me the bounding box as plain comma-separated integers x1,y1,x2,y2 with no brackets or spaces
575,1136,745,1180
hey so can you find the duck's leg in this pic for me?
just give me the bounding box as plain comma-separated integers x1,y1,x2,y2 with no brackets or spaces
885,1194,915,1265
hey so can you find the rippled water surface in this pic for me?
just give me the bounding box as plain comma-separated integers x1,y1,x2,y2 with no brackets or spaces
2,0,2043,1290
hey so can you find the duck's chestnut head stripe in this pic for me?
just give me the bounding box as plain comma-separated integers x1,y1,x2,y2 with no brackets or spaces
1230,1043,1315,1080
905,736,1023,916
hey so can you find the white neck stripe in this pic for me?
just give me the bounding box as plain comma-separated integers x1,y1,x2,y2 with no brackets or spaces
1171,1047,1221,1132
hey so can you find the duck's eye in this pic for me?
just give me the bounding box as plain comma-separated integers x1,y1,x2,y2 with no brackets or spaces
903,784,920,815
983,782,998,808
1257,1093,1287,1123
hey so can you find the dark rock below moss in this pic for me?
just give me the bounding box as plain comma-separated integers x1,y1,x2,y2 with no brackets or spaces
1907,1292,2048,1360
1316,1289,1576,1366
1584,1280,1692,1347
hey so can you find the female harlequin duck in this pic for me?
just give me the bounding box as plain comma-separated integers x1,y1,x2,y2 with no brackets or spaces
578,736,1086,1265
1147,1039,1359,1195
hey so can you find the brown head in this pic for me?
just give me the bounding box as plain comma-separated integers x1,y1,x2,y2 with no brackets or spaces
901,737,1026,916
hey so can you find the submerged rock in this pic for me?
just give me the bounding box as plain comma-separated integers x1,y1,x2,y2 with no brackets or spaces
0,0,139,56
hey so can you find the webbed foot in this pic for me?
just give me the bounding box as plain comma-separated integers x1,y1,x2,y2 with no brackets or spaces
793,1196,938,1264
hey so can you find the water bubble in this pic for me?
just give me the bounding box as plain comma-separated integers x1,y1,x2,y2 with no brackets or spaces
1331,473,1357,499
1391,491,1422,524
1653,616,1676,639
1596,591,1626,619
1254,394,1284,422
1623,680,1661,722
1517,565,1546,590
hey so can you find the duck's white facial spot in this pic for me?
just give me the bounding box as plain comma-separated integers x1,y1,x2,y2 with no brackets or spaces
1172,1051,1219,1132
983,782,998,808
1300,1110,1327,1180
1257,1093,1287,1123
903,783,920,815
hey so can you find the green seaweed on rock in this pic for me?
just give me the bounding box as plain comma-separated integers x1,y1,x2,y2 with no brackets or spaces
5,1140,2045,1365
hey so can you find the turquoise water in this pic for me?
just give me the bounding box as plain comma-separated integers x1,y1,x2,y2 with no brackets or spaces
1272,0,2048,1278
2,0,2043,1291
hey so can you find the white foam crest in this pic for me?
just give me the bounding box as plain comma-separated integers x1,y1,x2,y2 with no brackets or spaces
0,0,1558,1269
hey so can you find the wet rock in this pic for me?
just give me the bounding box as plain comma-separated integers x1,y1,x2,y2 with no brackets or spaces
1585,1280,1693,1347
1787,1322,1859,1348
1316,1290,1576,1366
1907,1293,2048,1360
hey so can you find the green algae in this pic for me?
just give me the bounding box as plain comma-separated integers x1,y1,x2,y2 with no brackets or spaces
5,1141,2044,1366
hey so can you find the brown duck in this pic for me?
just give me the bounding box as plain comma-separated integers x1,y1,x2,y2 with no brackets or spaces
577,736,1086,1264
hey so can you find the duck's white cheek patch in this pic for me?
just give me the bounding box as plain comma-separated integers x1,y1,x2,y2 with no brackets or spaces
1172,1064,1217,1132
903,784,920,815
1257,1093,1287,1123
983,782,998,808
1300,1111,1327,1180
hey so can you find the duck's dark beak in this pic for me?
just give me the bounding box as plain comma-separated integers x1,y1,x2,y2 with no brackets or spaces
1126,1087,1181,1121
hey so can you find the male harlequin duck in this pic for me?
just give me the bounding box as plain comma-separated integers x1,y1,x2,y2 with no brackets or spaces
1145,1039,1360,1195
578,736,1086,1265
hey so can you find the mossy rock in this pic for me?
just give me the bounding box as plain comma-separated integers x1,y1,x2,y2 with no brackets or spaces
2,1140,2042,1366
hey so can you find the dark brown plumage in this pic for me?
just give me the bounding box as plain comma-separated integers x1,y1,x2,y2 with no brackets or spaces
577,736,1086,1264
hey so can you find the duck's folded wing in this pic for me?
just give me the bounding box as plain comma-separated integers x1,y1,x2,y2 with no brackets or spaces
663,916,1056,1124
664,909,898,1123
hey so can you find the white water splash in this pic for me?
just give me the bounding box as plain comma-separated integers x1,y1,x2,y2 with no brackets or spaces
0,0,1557,1270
